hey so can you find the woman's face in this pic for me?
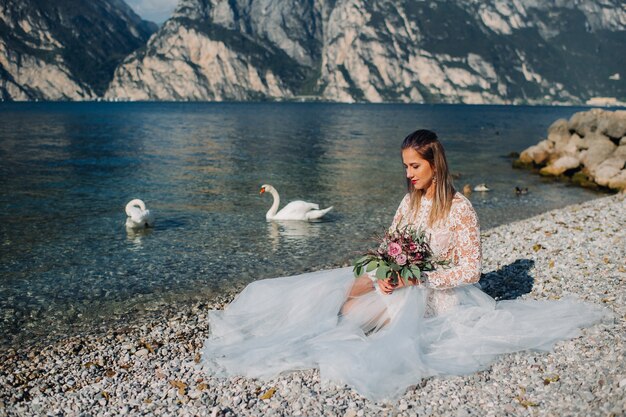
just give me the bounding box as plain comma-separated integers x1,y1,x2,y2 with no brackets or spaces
402,147,435,191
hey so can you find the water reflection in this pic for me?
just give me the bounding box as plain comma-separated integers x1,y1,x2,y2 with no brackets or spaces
126,227,153,249
266,220,323,251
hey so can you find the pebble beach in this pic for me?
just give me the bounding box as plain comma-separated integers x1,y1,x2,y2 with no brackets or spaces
1,193,624,417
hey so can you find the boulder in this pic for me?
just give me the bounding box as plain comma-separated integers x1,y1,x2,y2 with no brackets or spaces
597,110,626,140
519,140,552,165
579,133,617,171
558,133,585,158
594,158,625,186
547,118,570,136
517,109,626,191
548,131,572,153
568,108,605,137
608,170,626,191
613,144,626,159
539,155,580,176
546,119,571,149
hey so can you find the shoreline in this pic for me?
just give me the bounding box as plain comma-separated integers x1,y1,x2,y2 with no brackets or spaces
1,193,624,416
0,188,612,352
3,101,626,109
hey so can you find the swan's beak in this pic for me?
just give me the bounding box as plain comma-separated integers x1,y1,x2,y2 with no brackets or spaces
260,187,265,194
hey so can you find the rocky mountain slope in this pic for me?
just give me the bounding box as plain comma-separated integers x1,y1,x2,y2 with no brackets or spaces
0,0,156,100
107,0,626,104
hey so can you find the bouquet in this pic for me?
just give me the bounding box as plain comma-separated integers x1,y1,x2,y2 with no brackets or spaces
353,225,443,285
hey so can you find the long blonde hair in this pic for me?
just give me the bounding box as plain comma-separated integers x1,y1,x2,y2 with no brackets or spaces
401,129,456,226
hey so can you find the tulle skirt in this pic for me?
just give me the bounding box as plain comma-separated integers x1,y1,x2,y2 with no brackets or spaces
200,267,609,401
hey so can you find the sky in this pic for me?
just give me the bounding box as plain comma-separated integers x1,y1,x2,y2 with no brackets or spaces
126,0,179,24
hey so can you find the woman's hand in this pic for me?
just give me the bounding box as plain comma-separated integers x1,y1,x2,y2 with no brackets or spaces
378,275,421,294
378,277,397,294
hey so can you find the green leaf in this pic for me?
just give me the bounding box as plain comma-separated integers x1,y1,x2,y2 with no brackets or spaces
410,267,421,279
354,255,369,265
389,262,401,271
376,265,389,280
366,261,378,272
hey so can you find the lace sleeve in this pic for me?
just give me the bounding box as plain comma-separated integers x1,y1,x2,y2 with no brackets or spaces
389,194,410,230
426,199,481,289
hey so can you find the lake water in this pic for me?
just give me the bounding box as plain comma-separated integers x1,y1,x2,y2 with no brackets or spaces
0,102,604,348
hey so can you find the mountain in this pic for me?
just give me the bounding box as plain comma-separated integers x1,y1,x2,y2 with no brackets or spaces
2,0,624,103
0,0,157,100
106,0,626,104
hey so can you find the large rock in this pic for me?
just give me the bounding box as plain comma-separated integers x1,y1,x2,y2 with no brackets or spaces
598,110,626,139
595,144,626,190
568,108,605,137
539,156,580,176
547,119,570,136
516,109,626,191
547,119,573,153
558,133,585,158
594,158,625,187
608,171,626,191
614,144,626,159
519,140,553,165
580,133,617,172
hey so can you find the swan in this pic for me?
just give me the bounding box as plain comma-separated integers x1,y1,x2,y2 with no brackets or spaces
260,184,333,221
125,199,154,229
473,183,491,192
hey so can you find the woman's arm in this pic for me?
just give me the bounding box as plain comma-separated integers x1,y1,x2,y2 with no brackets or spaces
425,200,482,289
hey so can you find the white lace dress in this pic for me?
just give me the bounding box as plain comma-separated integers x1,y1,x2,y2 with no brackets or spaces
201,193,609,401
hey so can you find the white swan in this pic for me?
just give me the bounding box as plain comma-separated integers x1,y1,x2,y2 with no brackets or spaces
260,184,333,221
473,183,491,192
125,199,154,229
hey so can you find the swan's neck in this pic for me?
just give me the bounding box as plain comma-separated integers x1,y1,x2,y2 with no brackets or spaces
126,199,146,216
266,188,280,219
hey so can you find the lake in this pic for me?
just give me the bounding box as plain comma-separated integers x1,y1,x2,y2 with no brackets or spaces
0,102,604,347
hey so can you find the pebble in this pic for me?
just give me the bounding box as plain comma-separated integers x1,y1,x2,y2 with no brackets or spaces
135,349,149,357
0,194,623,417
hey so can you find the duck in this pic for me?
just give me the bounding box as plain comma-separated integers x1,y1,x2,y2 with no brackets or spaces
125,199,154,229
462,184,472,196
473,183,491,192
515,186,529,196
260,184,333,221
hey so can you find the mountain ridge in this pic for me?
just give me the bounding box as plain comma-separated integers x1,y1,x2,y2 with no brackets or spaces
2,0,625,104
0,0,157,100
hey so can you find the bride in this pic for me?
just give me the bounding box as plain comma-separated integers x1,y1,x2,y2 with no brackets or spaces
201,129,609,402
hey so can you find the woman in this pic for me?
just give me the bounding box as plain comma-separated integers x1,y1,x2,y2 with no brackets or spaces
201,129,608,402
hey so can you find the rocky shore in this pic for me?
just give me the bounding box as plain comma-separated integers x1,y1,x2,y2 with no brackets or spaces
516,109,626,192
1,194,624,417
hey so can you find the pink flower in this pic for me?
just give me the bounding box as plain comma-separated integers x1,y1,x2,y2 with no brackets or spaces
387,242,402,257
395,253,407,265
408,242,417,252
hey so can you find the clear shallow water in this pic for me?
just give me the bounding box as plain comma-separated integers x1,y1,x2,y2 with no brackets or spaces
0,102,603,347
